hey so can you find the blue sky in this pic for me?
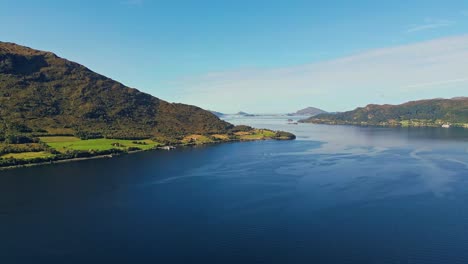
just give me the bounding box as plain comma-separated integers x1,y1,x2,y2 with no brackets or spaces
1,0,468,113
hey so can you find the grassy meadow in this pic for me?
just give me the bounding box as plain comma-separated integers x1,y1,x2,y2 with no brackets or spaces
236,129,277,140
1,151,55,160
0,127,294,167
39,137,160,153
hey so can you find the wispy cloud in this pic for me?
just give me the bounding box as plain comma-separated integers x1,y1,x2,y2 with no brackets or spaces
406,19,455,33
169,35,468,113
403,78,468,89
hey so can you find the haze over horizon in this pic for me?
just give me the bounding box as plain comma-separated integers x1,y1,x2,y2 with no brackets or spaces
2,0,467,113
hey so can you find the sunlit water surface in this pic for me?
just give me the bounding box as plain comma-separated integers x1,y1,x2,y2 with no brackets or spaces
1,116,468,263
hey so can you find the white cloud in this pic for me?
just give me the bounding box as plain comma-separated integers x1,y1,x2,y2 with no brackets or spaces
169,35,468,113
406,19,455,33
403,78,468,89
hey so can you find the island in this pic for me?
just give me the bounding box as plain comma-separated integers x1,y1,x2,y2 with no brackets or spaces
288,107,326,116
0,42,295,169
236,111,257,117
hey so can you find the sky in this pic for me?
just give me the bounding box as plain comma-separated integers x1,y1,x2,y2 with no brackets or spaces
1,0,468,113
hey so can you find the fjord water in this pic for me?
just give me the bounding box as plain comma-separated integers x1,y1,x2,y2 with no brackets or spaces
1,117,468,264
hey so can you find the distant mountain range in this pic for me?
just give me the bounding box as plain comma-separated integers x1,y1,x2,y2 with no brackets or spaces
210,111,257,117
210,108,327,117
288,107,327,116
300,97,468,128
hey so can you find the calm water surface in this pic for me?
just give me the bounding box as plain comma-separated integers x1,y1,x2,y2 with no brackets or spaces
1,116,468,263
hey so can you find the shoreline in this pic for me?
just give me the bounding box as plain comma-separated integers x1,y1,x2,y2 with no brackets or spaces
0,136,294,171
299,121,468,129
0,153,118,171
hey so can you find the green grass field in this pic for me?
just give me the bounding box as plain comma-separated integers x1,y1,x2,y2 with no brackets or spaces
1,151,55,160
182,134,214,145
40,137,160,152
238,129,276,140
0,128,291,164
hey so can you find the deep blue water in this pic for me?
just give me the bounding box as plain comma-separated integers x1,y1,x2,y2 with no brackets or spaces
1,117,468,264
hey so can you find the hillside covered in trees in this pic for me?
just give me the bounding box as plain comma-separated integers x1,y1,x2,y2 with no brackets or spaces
301,97,468,127
0,41,236,139
0,42,295,168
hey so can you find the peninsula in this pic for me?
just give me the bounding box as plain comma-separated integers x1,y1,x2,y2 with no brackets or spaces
0,42,295,168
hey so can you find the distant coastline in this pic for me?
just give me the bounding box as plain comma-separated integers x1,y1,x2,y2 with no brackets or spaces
300,119,468,129
300,97,468,129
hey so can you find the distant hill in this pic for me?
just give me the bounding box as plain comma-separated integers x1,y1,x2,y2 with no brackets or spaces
300,98,468,127
209,111,225,117
236,111,256,117
289,107,326,116
0,42,233,139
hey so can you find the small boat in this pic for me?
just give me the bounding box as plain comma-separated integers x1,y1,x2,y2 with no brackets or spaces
160,146,176,150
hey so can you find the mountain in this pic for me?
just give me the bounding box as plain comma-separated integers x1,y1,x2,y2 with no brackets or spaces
300,97,468,127
289,107,326,116
0,42,296,168
0,42,233,139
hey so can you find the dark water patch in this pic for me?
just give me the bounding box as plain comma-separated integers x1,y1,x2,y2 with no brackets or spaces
1,123,468,263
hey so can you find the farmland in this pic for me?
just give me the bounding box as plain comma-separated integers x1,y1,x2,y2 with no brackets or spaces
40,137,160,152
